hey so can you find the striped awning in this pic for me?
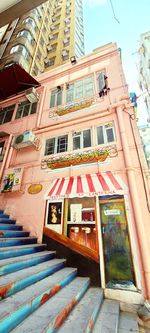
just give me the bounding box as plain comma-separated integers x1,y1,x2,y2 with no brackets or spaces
45,171,128,200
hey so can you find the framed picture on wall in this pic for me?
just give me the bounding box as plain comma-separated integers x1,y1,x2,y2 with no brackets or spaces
47,202,62,225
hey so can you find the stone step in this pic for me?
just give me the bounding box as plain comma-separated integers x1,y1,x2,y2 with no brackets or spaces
58,287,103,333
0,244,46,259
0,218,16,224
0,214,9,219
0,230,29,238
118,312,140,333
0,258,66,299
0,250,56,276
0,237,37,247
93,299,120,333
0,224,22,231
10,276,90,333
0,267,78,333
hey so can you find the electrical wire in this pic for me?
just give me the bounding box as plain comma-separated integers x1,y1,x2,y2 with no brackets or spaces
109,0,120,24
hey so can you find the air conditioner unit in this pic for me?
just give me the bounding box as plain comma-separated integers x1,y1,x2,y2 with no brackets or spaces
12,131,35,149
62,50,68,56
25,87,39,103
44,58,49,64
47,45,53,51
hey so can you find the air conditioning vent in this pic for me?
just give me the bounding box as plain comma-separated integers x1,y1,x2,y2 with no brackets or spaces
12,131,35,149
25,87,39,103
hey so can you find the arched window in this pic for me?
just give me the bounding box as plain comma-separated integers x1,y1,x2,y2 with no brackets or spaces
10,45,30,61
22,17,37,30
17,30,33,42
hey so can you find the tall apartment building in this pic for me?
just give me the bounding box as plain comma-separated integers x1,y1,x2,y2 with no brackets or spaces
138,31,150,120
0,0,84,76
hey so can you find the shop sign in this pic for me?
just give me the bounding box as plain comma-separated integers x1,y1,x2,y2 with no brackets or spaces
1,168,23,193
28,184,43,194
104,209,120,216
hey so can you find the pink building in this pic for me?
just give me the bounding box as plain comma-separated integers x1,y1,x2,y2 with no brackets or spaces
0,43,150,305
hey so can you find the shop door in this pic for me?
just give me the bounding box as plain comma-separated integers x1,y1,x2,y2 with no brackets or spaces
100,200,135,289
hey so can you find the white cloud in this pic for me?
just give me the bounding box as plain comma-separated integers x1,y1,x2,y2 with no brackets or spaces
83,0,107,7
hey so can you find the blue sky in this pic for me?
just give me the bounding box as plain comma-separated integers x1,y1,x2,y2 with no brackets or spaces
83,0,150,124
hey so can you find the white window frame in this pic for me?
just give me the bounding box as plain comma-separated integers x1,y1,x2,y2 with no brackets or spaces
45,134,68,156
96,122,116,145
50,87,63,108
72,128,92,150
66,76,94,104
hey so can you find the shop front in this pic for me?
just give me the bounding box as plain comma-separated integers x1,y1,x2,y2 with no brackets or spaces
45,171,136,290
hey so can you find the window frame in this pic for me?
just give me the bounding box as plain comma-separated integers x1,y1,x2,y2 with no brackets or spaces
50,88,63,108
96,122,116,145
66,75,94,104
45,134,68,156
0,104,15,124
15,101,37,119
72,128,92,150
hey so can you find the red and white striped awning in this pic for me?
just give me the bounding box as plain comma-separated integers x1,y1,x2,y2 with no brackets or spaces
45,171,128,200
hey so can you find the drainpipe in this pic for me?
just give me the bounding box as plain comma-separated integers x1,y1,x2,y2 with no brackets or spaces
36,86,46,129
0,134,13,181
116,106,149,299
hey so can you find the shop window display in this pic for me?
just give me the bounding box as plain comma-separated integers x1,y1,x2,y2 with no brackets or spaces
66,197,97,251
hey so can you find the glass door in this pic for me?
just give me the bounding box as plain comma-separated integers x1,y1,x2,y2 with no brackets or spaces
100,200,135,289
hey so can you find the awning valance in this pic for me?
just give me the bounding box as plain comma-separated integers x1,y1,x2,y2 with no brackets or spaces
45,172,128,200
0,64,40,100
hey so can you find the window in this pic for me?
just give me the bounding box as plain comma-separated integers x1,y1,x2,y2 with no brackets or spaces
22,17,37,30
45,135,68,155
0,142,4,155
17,30,33,42
15,101,37,119
10,45,30,61
45,58,55,68
73,129,91,150
66,76,94,103
50,88,62,108
97,122,115,145
4,62,15,68
0,105,15,124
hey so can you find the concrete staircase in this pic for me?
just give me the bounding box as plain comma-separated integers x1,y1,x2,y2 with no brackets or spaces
0,210,140,332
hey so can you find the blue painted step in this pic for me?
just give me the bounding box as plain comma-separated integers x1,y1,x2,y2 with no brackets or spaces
58,288,103,333
0,224,22,231
0,268,78,333
0,211,4,214
0,231,29,238
0,214,9,219
0,237,37,247
0,244,46,260
0,258,66,299
0,219,16,224
0,251,55,276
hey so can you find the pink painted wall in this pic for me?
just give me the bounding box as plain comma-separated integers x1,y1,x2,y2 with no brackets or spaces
0,43,150,299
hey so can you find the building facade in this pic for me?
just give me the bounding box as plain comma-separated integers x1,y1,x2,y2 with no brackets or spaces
0,0,84,76
0,43,150,303
138,31,150,120
139,124,150,169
